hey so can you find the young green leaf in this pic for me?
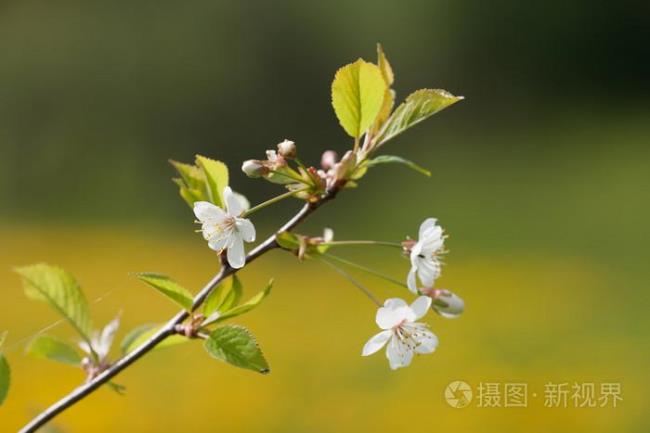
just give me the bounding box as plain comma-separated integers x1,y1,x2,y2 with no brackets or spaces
377,43,394,86
0,354,9,406
170,159,209,208
275,231,301,250
135,273,194,310
203,279,272,326
363,155,431,177
331,59,387,138
195,155,229,208
15,264,92,341
121,324,188,354
203,325,269,374
375,89,463,147
203,275,243,316
26,335,82,366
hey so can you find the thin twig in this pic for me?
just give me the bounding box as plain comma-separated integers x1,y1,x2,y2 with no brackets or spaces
18,188,339,433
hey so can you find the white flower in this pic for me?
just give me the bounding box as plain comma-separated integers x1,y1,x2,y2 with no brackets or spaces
362,296,438,370
79,316,120,362
194,187,256,269
407,218,446,293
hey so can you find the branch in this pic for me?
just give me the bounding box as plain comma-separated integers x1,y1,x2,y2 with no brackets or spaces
18,188,338,433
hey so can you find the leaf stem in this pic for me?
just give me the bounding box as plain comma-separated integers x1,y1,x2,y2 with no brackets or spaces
243,187,308,217
318,257,382,306
322,253,408,290
320,240,402,249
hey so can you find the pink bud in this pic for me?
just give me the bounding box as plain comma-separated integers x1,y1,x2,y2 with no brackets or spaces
321,150,338,170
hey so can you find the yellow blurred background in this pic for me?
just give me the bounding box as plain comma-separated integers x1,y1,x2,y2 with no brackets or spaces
1,0,649,431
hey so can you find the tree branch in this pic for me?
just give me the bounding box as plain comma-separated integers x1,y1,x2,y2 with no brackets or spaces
18,188,338,433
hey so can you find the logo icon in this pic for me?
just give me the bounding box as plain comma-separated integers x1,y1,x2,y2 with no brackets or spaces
445,381,473,408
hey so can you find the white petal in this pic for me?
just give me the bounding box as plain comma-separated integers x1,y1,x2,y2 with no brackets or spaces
383,298,408,309
361,330,392,356
410,296,432,321
98,316,120,358
407,266,419,293
208,235,230,252
418,218,438,240
193,201,225,223
78,341,92,355
236,218,256,242
232,191,250,212
376,299,414,329
224,186,244,217
415,329,438,354
227,235,246,268
386,337,414,370
433,290,465,319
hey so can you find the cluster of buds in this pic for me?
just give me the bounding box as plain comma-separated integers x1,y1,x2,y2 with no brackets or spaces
242,139,365,202
241,139,297,181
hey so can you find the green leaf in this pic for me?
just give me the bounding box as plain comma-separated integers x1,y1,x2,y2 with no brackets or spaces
0,354,9,406
170,160,209,208
26,335,81,366
204,279,272,325
203,325,269,374
121,324,188,354
331,59,387,138
107,381,126,395
375,89,463,147
377,43,394,86
363,155,431,177
135,273,194,311
195,155,229,208
275,231,300,250
15,264,92,341
203,275,243,316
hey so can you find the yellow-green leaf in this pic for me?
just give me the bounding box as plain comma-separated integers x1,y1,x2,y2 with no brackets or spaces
375,89,463,147
331,59,387,138
135,273,194,311
377,43,394,86
26,335,82,366
203,275,243,316
204,279,272,325
15,264,92,341
195,155,229,208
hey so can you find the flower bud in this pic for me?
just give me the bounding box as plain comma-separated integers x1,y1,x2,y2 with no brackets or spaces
241,159,268,178
333,150,357,181
277,139,297,158
321,150,338,170
421,288,464,318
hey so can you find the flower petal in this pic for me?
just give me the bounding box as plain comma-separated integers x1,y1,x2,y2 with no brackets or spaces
418,218,438,240
236,218,256,242
227,235,246,268
386,336,414,370
208,235,230,252
376,298,414,329
224,186,244,217
410,296,432,321
361,330,392,356
194,201,225,223
407,266,419,293
415,329,438,354
232,191,250,212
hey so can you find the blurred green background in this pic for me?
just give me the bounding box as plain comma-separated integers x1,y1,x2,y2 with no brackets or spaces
1,0,648,432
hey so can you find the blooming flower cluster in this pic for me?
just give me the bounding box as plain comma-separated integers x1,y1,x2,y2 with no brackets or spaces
362,218,464,369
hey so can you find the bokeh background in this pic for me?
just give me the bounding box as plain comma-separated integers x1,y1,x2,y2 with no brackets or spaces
1,0,649,431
